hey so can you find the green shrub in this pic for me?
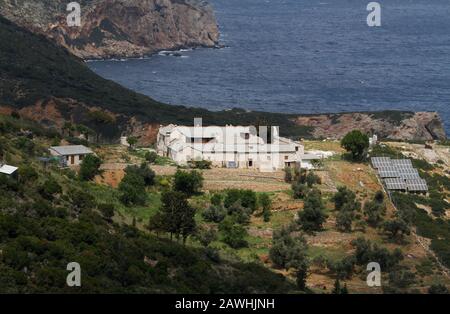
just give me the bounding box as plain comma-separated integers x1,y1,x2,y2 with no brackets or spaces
173,170,203,196
188,160,212,169
332,186,358,211
219,216,248,249
18,165,38,183
124,163,155,186
428,284,449,294
79,155,102,181
298,189,327,233
306,171,321,188
38,177,62,200
283,167,293,183
259,193,272,222
210,193,223,206
13,137,35,155
223,189,257,213
98,203,115,220
351,237,403,270
292,181,308,199
327,256,355,279
119,171,147,206
269,227,307,269
202,205,226,223
195,225,217,247
144,151,158,164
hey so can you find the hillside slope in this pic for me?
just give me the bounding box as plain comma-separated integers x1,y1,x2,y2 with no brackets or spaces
0,114,294,293
0,16,446,143
0,0,219,59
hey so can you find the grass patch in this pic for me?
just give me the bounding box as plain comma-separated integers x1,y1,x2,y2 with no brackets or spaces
86,182,161,222
307,245,348,263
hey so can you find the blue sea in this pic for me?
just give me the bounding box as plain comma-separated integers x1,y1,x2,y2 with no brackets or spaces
88,0,450,135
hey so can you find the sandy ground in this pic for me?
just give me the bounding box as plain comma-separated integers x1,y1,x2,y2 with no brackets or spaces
325,160,381,199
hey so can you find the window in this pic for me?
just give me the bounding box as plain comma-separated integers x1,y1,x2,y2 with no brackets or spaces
245,133,250,140
295,146,299,152
285,156,289,160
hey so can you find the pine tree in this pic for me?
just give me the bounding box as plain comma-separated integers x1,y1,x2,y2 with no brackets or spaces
155,191,197,243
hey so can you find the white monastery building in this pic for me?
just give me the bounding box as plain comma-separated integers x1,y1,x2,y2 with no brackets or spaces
157,121,318,172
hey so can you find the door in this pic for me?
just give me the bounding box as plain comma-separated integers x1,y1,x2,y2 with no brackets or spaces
70,155,75,165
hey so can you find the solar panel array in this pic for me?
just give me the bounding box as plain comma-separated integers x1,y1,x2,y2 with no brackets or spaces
371,157,428,193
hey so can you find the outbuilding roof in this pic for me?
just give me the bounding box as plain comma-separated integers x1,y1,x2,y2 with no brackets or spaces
49,145,93,156
0,164,18,175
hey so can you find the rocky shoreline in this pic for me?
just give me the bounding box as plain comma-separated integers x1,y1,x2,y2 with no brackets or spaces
84,43,226,62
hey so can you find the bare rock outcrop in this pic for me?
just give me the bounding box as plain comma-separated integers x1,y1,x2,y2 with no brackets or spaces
292,111,446,141
0,0,219,59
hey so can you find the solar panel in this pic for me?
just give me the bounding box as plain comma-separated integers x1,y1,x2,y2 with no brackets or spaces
398,167,416,174
371,157,391,169
378,165,399,178
398,166,412,172
405,179,428,192
378,165,397,172
378,169,399,178
385,178,407,190
391,159,412,167
398,168,420,179
400,172,421,180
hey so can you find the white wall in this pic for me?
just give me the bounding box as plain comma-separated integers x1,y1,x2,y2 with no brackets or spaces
157,125,305,171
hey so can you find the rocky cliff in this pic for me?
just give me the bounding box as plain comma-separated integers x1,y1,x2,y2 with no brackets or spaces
293,111,446,142
0,0,219,59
